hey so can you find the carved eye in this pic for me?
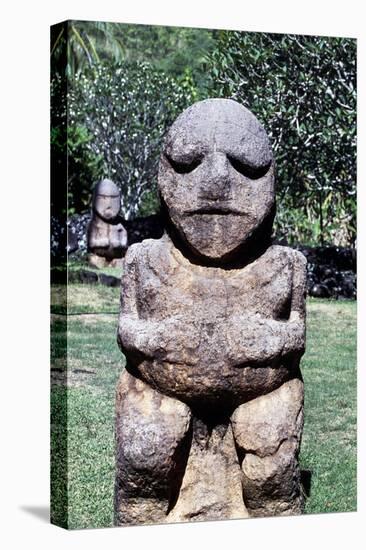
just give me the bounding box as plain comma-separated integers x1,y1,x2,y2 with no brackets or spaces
227,155,271,180
166,154,202,174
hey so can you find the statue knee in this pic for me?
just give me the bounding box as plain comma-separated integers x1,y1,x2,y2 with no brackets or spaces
241,440,304,516
231,378,304,516
115,370,192,500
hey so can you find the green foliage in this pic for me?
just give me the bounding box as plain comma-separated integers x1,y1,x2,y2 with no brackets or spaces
52,22,212,217
51,22,357,245
69,61,196,218
50,72,67,218
51,73,102,215
67,124,103,214
207,32,356,246
51,21,214,96
110,24,214,97
51,21,126,80
54,22,215,218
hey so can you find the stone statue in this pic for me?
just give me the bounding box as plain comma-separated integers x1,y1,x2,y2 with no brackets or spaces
115,99,307,525
87,178,127,268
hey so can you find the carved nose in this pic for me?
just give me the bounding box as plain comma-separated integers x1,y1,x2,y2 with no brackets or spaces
199,152,231,201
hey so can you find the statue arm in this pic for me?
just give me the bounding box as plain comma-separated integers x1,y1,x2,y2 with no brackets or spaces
110,223,128,249
117,246,199,365
88,221,109,249
227,251,307,367
283,249,307,357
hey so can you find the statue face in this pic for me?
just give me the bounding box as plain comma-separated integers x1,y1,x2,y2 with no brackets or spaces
158,99,275,262
94,193,120,220
93,179,121,220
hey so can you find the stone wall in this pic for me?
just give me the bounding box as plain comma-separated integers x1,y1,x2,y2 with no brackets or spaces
294,244,356,299
56,213,356,299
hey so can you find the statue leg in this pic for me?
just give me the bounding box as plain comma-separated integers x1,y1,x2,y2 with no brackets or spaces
88,253,106,269
108,258,123,268
115,369,192,526
231,378,304,517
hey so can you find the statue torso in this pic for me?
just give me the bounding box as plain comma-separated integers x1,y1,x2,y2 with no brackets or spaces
128,235,299,409
88,216,126,258
136,236,293,322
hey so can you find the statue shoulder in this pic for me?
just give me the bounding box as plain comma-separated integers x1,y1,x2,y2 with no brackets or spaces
89,215,106,230
269,244,307,269
124,236,172,273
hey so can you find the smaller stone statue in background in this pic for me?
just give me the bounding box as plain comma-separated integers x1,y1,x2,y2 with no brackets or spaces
87,179,128,269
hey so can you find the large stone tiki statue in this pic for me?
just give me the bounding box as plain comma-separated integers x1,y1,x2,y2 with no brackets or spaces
115,99,307,525
87,178,127,268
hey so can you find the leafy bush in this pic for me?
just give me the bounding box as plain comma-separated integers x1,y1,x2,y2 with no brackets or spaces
50,73,67,214
67,124,103,215
51,73,102,217
207,32,356,246
68,62,196,219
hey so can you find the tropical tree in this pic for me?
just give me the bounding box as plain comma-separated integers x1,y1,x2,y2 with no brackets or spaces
51,21,126,79
207,32,357,246
51,20,214,95
68,62,196,218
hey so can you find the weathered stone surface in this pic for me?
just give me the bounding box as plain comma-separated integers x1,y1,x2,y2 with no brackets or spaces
231,378,304,458
115,98,307,526
167,419,249,522
231,379,304,516
241,439,303,517
87,179,127,268
88,253,123,270
118,237,305,410
115,370,192,525
159,98,274,264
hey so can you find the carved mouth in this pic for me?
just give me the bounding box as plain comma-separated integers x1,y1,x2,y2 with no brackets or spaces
186,207,242,216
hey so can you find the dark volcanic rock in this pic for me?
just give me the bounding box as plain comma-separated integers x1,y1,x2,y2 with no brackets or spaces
67,270,81,284
78,270,98,285
294,244,356,299
309,283,330,298
124,214,164,245
67,268,120,288
51,215,66,261
67,211,356,300
99,273,120,287
67,212,90,256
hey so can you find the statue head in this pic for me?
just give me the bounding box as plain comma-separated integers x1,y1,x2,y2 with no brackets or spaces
92,179,121,221
158,98,275,263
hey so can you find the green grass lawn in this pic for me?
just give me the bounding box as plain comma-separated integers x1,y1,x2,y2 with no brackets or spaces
300,300,357,514
51,285,357,528
68,256,123,277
